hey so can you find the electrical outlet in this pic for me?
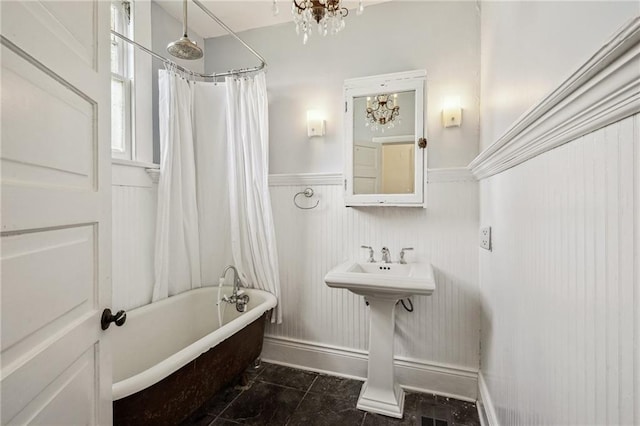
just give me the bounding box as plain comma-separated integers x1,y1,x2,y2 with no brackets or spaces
480,227,491,251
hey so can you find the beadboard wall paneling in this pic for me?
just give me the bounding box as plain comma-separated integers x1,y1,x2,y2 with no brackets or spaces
479,114,639,425
110,163,481,397
112,164,157,311
265,176,481,380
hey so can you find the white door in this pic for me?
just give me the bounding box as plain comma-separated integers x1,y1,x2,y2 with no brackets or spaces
1,1,112,424
353,141,380,194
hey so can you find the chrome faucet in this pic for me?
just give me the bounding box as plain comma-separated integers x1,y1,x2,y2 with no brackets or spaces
361,245,375,263
381,247,391,263
220,265,250,312
399,247,414,264
221,265,242,295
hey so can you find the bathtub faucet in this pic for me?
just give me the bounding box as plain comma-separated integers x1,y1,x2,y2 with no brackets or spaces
220,265,250,313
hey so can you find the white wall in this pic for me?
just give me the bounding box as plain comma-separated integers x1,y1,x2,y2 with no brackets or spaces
477,4,639,424
478,114,639,425
480,1,638,150
111,1,158,311
266,174,480,398
203,1,482,397
205,1,480,173
112,165,157,311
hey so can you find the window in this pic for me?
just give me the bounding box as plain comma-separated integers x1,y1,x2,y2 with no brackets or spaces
111,1,134,159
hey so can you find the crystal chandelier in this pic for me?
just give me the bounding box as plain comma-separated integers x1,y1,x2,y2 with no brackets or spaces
273,0,364,44
365,93,400,132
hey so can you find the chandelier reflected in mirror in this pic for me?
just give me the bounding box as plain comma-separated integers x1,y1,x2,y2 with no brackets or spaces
273,0,364,44
365,93,400,132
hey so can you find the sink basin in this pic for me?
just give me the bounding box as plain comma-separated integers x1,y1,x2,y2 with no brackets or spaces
324,259,436,419
324,261,435,298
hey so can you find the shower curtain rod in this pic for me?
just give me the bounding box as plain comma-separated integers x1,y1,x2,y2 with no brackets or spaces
111,0,266,80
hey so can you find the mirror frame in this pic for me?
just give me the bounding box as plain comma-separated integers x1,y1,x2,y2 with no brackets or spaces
344,70,427,207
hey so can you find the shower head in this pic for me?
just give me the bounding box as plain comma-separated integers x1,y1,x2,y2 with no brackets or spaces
167,0,203,60
167,36,203,60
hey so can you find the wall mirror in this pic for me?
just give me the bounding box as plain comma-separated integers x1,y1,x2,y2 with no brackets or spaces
344,70,426,207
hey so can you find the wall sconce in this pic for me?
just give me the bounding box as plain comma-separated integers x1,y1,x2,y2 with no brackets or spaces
307,110,326,137
442,96,462,128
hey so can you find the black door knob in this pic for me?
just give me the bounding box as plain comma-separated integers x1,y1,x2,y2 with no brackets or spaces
101,308,127,330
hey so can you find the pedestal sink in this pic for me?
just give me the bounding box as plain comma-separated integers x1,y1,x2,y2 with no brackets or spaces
324,261,435,418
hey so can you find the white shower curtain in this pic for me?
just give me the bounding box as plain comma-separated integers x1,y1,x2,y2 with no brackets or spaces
153,70,202,301
225,73,282,324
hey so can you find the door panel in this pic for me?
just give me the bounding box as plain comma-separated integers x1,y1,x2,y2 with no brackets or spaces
1,0,111,424
1,44,95,191
1,226,95,359
3,322,99,425
1,1,98,74
353,142,380,194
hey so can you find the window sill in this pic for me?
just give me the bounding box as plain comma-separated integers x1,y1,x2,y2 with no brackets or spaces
112,158,160,186
112,158,159,169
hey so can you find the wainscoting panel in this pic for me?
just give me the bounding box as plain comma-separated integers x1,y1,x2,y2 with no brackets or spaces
112,164,157,311
478,114,639,425
265,173,480,397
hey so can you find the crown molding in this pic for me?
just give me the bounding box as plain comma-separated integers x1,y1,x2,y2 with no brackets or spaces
470,17,640,180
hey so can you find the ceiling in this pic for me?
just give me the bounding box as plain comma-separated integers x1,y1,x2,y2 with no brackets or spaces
155,0,388,39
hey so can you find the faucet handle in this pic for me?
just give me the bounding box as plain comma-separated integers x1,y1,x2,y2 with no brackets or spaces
381,246,391,264
399,247,414,264
361,245,375,263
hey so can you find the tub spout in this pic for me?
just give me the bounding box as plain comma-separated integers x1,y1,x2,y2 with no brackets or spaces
220,265,250,313
221,265,242,296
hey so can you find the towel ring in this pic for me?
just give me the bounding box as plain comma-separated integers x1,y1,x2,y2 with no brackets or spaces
293,188,319,210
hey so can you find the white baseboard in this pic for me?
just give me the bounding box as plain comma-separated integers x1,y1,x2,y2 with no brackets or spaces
261,336,478,401
477,371,499,426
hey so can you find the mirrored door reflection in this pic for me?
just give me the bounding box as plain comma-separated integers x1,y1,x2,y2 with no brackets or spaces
352,90,416,195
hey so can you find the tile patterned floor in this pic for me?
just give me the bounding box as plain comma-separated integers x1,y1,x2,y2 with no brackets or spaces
182,362,480,426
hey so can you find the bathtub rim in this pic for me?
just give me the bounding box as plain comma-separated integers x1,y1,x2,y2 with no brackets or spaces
112,286,277,400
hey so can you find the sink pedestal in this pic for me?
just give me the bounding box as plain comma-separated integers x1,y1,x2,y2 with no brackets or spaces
324,260,435,419
357,297,404,418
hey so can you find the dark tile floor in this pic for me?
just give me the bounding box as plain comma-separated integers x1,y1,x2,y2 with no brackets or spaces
182,362,480,426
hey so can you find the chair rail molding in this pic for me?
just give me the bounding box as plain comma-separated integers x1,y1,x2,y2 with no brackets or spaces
268,168,475,187
469,17,640,180
269,173,343,186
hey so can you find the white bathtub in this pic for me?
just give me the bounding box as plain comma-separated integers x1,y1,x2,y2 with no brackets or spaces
111,286,277,401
